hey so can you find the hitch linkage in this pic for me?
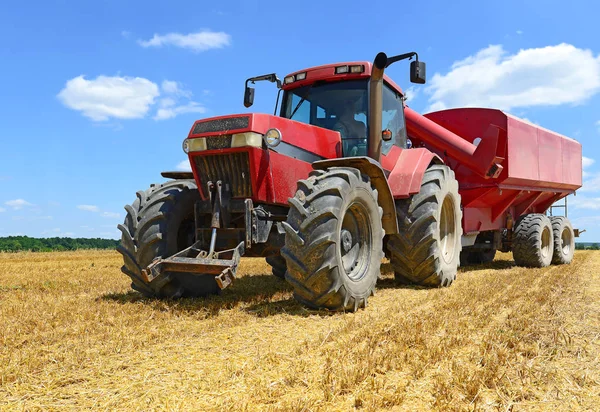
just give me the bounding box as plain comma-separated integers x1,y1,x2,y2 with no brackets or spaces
140,180,246,290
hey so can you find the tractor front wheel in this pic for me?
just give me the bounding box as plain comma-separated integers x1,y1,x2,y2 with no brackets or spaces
117,179,220,298
282,167,384,311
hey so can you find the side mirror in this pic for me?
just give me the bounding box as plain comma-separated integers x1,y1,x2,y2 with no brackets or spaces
382,129,393,141
243,86,255,108
410,60,426,84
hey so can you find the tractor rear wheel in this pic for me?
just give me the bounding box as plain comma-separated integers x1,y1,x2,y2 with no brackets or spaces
387,164,463,287
512,213,553,268
282,167,384,312
266,253,287,279
117,179,219,298
550,216,575,265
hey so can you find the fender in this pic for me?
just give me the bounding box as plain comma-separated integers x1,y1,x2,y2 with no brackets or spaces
387,148,442,198
312,157,398,235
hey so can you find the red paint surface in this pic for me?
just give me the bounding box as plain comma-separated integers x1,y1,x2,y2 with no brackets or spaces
190,147,313,206
186,75,582,237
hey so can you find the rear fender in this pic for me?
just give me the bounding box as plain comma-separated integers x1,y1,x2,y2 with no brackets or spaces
312,157,398,235
387,148,442,198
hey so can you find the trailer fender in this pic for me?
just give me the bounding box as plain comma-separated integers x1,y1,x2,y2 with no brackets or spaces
387,148,443,199
312,157,398,235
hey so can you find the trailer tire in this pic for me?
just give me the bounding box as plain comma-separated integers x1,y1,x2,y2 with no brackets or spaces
266,253,287,279
117,180,220,298
550,216,575,265
282,167,384,312
387,164,463,287
512,213,553,268
460,249,496,266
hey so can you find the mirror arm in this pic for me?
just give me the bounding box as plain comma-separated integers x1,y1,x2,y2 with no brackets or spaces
385,52,419,68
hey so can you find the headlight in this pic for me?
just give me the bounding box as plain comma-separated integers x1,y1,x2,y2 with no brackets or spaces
263,128,282,148
182,138,207,153
231,132,263,148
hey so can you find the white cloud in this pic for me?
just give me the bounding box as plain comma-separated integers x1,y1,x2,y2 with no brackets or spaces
121,30,131,39
571,196,600,210
161,80,192,98
77,204,99,212
0,207,4,212
5,199,33,210
154,102,205,121
581,174,600,192
403,86,420,103
58,75,160,121
572,215,600,227
101,212,121,219
596,120,600,133
516,30,523,35
583,156,595,169
138,30,231,52
425,43,600,112
176,160,192,171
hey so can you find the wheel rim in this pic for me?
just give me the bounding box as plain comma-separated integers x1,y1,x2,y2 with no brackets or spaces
340,202,371,281
541,226,551,259
561,226,572,255
440,194,457,264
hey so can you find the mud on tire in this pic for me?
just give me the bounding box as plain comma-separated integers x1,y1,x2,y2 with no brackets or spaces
117,179,219,298
512,213,553,268
386,164,463,287
281,167,384,312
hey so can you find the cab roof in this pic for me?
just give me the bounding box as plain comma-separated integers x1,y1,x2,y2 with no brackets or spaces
282,61,404,95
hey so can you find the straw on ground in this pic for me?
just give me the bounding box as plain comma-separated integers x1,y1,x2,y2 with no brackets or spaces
1,250,599,410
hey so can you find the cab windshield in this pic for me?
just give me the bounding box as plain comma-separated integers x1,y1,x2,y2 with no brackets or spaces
281,80,369,156
280,79,407,156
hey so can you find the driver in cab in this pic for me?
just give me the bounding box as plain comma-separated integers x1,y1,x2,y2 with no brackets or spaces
333,97,367,156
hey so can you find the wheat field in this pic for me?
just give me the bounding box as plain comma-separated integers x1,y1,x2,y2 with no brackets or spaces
1,250,599,411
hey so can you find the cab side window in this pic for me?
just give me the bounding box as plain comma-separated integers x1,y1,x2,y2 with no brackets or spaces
381,84,407,154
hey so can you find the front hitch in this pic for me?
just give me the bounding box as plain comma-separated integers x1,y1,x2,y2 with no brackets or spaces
140,180,246,291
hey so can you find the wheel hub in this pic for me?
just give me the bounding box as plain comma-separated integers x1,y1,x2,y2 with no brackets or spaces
340,202,372,281
341,229,353,253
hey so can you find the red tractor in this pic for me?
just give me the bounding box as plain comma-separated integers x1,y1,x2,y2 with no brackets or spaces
118,51,582,311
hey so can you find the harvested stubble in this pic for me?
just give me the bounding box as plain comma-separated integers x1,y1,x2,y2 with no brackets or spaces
1,250,599,411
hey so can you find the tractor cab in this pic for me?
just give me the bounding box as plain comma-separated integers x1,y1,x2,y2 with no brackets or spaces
279,76,408,157
244,54,426,161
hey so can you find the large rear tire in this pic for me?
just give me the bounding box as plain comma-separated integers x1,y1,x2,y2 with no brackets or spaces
386,164,463,287
512,213,553,268
117,179,219,298
550,216,575,265
282,167,384,312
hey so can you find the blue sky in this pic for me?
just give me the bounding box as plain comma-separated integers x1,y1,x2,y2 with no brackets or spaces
1,0,599,241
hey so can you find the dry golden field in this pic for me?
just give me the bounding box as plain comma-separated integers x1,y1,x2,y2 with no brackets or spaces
1,250,599,411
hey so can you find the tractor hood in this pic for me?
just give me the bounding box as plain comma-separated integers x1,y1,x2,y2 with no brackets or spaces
187,113,342,161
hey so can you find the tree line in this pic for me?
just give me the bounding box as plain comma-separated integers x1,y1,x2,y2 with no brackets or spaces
575,243,600,250
0,236,119,252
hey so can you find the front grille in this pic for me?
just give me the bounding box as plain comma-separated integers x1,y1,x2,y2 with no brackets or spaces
194,152,252,198
192,116,250,135
206,135,232,150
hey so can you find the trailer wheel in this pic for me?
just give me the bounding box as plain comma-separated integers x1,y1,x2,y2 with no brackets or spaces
386,164,463,287
460,249,496,266
512,213,553,268
117,180,219,298
550,216,575,265
266,253,287,279
282,167,384,312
